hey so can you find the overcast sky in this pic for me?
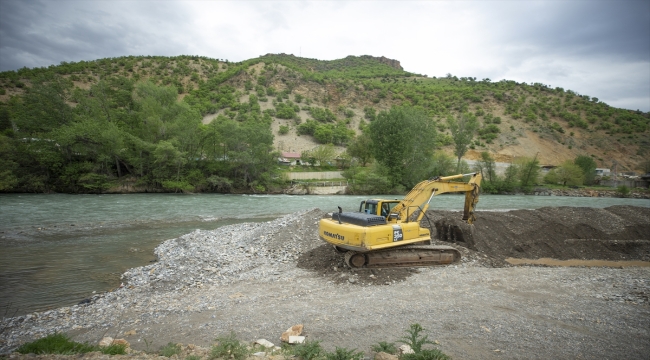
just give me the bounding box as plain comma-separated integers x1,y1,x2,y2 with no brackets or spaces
1,0,648,111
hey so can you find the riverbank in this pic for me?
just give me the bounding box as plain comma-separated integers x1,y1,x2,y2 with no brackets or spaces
2,206,649,359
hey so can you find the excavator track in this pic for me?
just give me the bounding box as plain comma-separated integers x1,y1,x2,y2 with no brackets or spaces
344,244,461,269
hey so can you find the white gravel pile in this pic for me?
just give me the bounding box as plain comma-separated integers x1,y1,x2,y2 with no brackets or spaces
123,208,324,289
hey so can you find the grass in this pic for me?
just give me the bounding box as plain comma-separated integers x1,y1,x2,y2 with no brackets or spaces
17,324,452,359
210,332,249,360
159,342,182,357
16,333,126,355
371,341,397,354
290,340,323,360
325,347,364,360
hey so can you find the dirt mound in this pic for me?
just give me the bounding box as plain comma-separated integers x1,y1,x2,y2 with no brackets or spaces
426,205,650,264
296,244,418,285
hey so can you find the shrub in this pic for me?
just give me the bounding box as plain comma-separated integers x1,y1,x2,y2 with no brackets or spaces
371,341,397,354
617,185,630,197
399,323,433,353
211,332,248,360
17,333,95,355
397,324,451,360
16,333,126,355
159,342,181,357
292,340,323,360
279,125,290,135
401,349,451,360
325,347,364,360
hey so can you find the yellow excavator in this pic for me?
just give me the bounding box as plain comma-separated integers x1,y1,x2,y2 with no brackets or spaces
319,172,482,268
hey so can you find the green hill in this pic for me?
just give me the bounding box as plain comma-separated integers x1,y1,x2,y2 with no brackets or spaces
0,54,647,193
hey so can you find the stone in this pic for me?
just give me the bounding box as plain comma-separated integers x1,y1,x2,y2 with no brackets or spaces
281,324,304,342
375,352,399,360
112,338,130,347
255,339,275,348
253,352,266,357
288,336,305,344
98,337,114,347
124,329,137,336
399,344,415,355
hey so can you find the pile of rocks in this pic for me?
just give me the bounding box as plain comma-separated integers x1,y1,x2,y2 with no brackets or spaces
122,208,325,290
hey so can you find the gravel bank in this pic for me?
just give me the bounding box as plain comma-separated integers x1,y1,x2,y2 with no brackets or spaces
1,207,649,359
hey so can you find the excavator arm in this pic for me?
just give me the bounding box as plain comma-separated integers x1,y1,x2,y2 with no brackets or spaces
389,172,482,224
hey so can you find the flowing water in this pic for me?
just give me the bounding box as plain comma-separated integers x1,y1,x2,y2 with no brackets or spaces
1,193,648,315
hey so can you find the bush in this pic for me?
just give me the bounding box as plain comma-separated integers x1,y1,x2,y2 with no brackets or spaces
159,342,181,357
617,185,630,197
399,323,434,353
325,347,364,360
401,349,451,360
371,341,397,354
211,332,249,360
279,125,290,135
17,333,95,355
16,333,126,355
292,340,323,360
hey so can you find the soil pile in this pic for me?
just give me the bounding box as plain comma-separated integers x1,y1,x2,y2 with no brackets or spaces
427,205,650,265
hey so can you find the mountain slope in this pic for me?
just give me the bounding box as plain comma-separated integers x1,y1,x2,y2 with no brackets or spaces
0,54,648,193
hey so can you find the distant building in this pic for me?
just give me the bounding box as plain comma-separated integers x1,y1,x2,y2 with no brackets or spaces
540,165,557,174
595,168,611,176
279,152,301,166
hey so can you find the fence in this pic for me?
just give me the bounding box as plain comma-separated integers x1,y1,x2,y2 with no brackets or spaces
291,180,349,187
285,171,344,180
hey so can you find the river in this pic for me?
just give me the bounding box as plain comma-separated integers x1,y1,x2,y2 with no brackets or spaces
1,193,649,315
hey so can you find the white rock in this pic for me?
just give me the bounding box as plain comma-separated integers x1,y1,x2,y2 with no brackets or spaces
255,339,275,348
253,352,266,357
399,344,415,355
289,335,305,344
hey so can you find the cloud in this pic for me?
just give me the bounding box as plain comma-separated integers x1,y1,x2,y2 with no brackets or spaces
0,0,648,111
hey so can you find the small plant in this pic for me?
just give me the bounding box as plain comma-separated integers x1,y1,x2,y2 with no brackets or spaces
210,332,248,360
399,323,433,353
292,340,323,360
160,342,182,357
186,356,202,360
325,346,364,360
372,341,397,354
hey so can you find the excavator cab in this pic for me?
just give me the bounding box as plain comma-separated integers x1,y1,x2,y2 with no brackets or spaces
359,200,400,218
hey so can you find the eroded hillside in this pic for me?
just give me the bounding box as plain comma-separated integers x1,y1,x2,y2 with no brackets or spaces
0,54,648,192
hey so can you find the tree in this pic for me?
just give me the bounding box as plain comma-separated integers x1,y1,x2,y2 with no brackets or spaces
346,132,373,166
447,113,478,171
517,155,541,189
475,152,496,183
369,106,438,188
503,163,519,190
546,160,584,186
300,149,316,166
310,144,336,166
574,155,597,185
428,151,456,177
